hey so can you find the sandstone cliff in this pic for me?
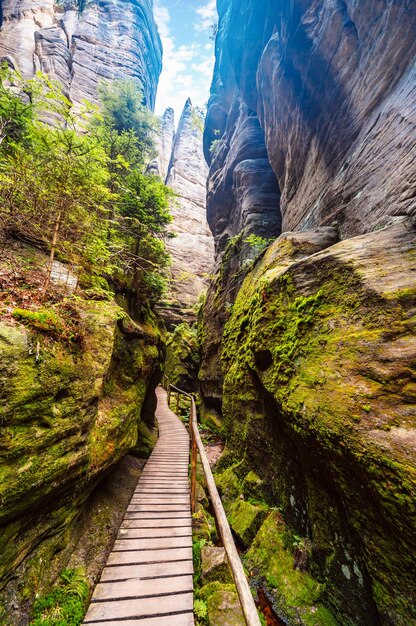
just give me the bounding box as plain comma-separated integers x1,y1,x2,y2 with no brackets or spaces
0,0,162,109
0,244,165,622
0,1,165,620
200,1,416,624
165,99,214,312
204,0,416,250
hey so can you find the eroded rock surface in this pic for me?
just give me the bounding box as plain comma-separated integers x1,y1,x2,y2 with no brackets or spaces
0,297,164,620
161,100,214,315
0,0,162,109
201,4,416,621
205,0,416,245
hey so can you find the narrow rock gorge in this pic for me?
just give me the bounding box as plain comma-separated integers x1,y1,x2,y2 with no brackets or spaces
200,1,416,625
0,0,415,624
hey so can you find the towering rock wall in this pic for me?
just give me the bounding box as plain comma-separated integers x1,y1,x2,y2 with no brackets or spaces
151,100,214,326
165,99,214,312
0,0,162,109
205,0,416,248
200,1,416,624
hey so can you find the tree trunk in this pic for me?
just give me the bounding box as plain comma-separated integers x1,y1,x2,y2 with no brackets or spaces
42,208,63,298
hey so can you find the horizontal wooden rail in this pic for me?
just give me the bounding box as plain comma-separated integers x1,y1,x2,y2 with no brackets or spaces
161,375,261,626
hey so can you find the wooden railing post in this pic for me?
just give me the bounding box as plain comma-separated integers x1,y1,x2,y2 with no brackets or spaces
190,398,197,514
176,391,180,414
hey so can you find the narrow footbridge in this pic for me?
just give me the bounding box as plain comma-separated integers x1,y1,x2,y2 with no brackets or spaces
83,388,194,625
83,384,261,626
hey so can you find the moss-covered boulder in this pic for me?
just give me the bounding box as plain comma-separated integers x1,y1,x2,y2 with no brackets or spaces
201,546,233,584
201,221,416,625
199,582,246,626
245,512,337,626
228,500,267,547
0,299,164,621
164,322,199,391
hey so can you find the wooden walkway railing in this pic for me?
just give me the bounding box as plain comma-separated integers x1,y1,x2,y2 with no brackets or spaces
82,381,260,626
83,387,194,625
164,376,261,626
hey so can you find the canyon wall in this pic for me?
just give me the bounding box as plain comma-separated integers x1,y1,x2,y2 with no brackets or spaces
201,1,416,624
0,0,162,108
205,0,416,248
165,100,214,312
154,100,214,328
0,1,164,620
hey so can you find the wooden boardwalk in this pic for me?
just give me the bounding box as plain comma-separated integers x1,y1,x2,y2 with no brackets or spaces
83,388,194,625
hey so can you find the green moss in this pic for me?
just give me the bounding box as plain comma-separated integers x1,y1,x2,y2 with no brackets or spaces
215,465,243,505
198,581,237,600
165,322,199,391
132,420,157,459
0,296,165,601
200,404,225,437
245,513,337,625
243,471,264,499
203,227,416,623
29,568,88,626
205,589,246,626
228,499,267,547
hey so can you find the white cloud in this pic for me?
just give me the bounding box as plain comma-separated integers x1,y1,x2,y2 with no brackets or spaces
154,0,215,123
194,0,217,32
192,56,216,79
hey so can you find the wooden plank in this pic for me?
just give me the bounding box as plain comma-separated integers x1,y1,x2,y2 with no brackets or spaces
113,536,191,551
107,547,192,566
130,498,190,505
83,387,195,626
92,574,193,601
118,527,192,539
83,591,193,621
100,560,193,582
121,518,191,528
124,512,191,519
127,504,190,512
134,486,189,491
86,613,194,626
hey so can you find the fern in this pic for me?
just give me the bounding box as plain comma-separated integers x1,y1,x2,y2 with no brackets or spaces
194,598,208,620
60,569,88,601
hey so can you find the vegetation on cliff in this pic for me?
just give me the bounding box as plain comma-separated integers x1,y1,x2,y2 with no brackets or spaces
0,67,174,309
200,224,416,625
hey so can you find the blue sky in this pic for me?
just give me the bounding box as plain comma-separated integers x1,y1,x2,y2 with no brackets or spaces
154,0,217,123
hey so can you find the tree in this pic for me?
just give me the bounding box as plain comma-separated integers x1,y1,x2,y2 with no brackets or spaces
97,79,159,159
0,71,174,309
0,71,110,295
0,65,33,150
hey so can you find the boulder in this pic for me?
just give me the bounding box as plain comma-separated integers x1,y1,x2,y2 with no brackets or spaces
201,546,233,585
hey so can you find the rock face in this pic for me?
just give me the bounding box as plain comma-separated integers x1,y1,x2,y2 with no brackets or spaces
205,0,416,244
164,322,199,393
0,1,164,619
156,107,175,180
0,0,162,109
200,1,416,624
201,220,416,625
0,297,164,620
164,99,214,311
